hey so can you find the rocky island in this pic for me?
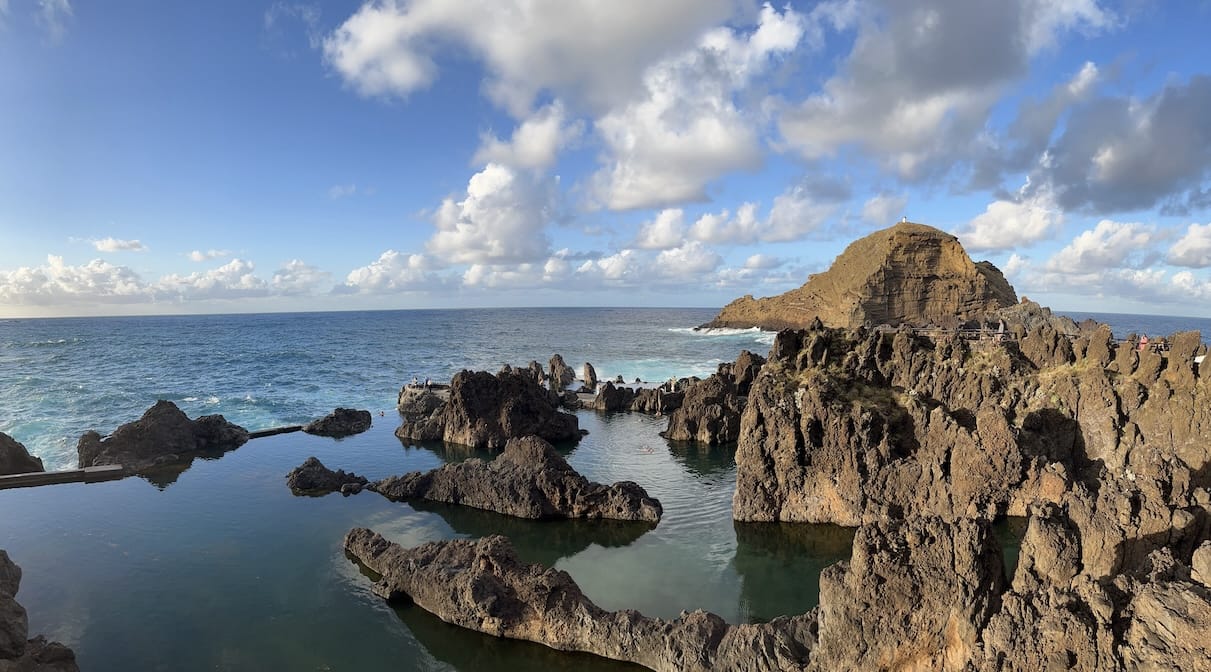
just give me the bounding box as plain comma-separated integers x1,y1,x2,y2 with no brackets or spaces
702,222,1017,330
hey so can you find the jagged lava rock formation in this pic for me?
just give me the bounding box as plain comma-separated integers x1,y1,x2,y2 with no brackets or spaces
733,321,1211,529
373,436,661,522
76,400,248,474
344,530,815,672
0,433,43,476
395,369,581,450
704,222,1017,330
285,456,368,496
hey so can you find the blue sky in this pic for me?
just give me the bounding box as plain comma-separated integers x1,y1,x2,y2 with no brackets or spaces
2,0,1211,317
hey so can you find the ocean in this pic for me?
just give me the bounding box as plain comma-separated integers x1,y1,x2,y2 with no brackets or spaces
0,307,1205,671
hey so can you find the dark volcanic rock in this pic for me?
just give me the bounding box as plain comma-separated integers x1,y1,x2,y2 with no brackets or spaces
372,436,661,522
303,407,372,438
0,433,43,476
397,386,443,419
344,529,816,672
587,382,635,412
76,400,249,474
630,388,684,415
286,456,368,496
1,550,79,671
548,354,576,390
395,370,581,451
733,321,1211,526
661,375,743,444
706,222,1017,330
582,362,598,390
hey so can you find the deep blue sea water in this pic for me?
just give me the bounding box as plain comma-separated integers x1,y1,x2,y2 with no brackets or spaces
0,307,1204,671
0,308,774,472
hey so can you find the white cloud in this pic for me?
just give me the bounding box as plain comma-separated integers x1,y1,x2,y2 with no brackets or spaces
861,193,908,225
958,185,1063,251
342,250,436,293
427,163,554,265
654,240,723,279
634,209,687,250
93,237,147,253
271,259,330,295
1168,223,1211,268
155,259,269,300
779,0,1114,180
592,3,803,210
576,249,644,285
1044,220,1154,274
744,254,784,270
689,203,762,245
0,255,149,305
328,184,358,199
323,0,733,115
764,185,838,242
188,249,233,262
473,102,583,170
36,0,72,41
1003,253,1030,278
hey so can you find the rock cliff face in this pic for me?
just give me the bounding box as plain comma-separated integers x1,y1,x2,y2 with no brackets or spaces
548,354,576,390
0,550,79,672
395,370,581,450
661,375,743,445
76,400,249,474
344,529,816,672
0,433,43,476
373,436,662,522
810,516,1005,671
705,222,1017,330
733,322,1211,529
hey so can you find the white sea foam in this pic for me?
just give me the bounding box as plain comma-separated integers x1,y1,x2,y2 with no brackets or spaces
183,396,199,402
205,396,220,405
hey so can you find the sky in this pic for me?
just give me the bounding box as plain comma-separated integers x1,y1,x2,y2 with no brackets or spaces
2,0,1211,318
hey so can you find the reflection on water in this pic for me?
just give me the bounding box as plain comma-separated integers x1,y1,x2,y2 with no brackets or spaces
407,499,654,568
732,522,856,622
665,440,736,477
2,411,858,670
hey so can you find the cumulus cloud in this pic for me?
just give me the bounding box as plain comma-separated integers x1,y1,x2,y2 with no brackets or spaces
1166,223,1211,268
1027,75,1211,214
683,178,844,246
1044,220,1155,275
0,255,149,305
744,254,784,270
592,3,804,210
473,102,583,170
861,193,909,226
188,249,233,262
93,237,147,253
634,209,687,250
779,0,1114,179
341,250,437,293
970,61,1100,189
654,240,723,279
323,0,732,115
155,259,269,300
427,163,554,265
271,259,330,295
957,185,1063,251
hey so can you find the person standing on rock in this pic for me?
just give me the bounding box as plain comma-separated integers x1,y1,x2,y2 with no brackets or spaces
1139,334,1149,352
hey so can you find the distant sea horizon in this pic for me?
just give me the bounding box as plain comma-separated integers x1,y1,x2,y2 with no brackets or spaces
3,305,1208,472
